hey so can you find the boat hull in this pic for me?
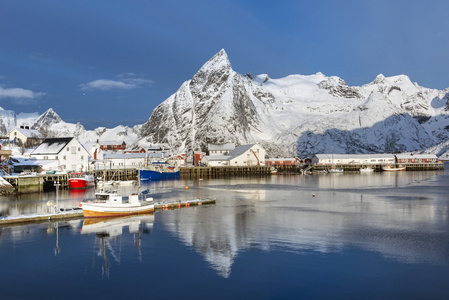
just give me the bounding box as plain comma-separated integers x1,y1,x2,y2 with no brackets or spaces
69,178,95,189
382,166,406,171
139,169,180,181
80,202,154,218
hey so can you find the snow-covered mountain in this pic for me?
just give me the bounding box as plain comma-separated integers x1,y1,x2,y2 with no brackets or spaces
0,107,140,147
137,49,449,157
2,49,449,158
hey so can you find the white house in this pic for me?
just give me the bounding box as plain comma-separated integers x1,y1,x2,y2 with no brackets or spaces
204,144,266,167
101,152,146,170
208,143,235,156
7,126,43,147
30,137,90,172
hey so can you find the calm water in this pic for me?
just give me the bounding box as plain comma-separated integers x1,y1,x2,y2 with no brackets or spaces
1,171,449,299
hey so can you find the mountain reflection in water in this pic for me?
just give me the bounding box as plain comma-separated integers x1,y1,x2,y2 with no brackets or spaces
1,172,449,299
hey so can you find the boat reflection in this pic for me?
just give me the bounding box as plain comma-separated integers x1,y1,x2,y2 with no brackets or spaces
81,214,154,277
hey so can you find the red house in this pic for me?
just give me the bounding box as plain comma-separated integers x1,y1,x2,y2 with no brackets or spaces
100,141,126,151
266,157,301,166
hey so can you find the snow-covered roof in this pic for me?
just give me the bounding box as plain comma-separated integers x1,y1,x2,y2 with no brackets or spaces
100,140,125,145
208,143,235,151
31,137,73,155
11,127,43,138
396,153,437,159
104,152,146,159
314,153,395,160
205,155,231,161
205,144,259,161
228,144,258,160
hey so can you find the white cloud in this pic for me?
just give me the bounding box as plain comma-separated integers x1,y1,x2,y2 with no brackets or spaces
80,79,137,91
80,74,153,91
0,86,45,104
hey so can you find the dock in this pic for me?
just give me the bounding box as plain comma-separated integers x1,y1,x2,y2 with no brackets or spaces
0,198,216,226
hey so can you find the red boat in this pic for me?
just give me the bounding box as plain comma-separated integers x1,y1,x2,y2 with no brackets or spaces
69,173,95,189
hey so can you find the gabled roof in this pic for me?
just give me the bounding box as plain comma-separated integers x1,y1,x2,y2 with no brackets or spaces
228,144,258,160
31,137,74,155
100,140,126,145
205,144,260,161
11,127,43,138
208,143,235,151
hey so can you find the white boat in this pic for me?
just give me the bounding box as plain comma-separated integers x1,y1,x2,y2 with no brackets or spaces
381,165,406,172
360,167,375,173
270,167,278,175
79,187,154,218
328,168,344,173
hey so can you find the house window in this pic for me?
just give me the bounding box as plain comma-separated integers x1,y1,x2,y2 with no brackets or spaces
72,165,76,170
81,156,84,160
71,147,76,154
67,147,69,151
78,147,81,151
63,155,66,160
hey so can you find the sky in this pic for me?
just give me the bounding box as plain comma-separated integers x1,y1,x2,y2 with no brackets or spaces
0,0,448,130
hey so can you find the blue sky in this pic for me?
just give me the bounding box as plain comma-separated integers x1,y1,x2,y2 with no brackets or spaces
1,0,448,129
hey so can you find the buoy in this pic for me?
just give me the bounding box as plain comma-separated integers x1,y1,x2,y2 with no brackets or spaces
185,186,189,190
312,194,315,197
79,203,82,207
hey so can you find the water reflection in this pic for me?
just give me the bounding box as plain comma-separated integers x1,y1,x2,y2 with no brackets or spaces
80,214,154,277
157,172,449,277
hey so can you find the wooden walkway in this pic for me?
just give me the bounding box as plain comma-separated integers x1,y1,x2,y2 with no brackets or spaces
0,198,216,226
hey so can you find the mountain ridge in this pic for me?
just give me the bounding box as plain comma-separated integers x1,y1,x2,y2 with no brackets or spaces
1,49,449,158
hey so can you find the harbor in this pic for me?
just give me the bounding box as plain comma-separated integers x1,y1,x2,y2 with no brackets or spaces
0,197,216,226
2,161,445,193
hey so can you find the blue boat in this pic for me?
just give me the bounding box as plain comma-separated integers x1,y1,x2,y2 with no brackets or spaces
139,162,180,181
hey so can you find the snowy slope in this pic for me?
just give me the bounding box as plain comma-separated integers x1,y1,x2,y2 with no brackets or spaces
137,49,449,157
2,49,449,158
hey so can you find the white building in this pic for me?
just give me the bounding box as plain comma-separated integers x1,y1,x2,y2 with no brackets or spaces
208,143,235,156
7,126,43,147
100,152,146,170
30,137,90,172
204,144,266,167
312,153,396,165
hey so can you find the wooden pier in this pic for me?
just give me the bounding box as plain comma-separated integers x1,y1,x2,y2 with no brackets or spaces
180,166,272,178
2,162,444,194
0,198,216,226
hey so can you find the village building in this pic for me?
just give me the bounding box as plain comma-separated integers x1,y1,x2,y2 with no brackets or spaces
396,153,438,164
208,143,235,156
312,153,438,165
266,157,301,166
193,151,206,166
99,141,126,151
7,126,44,148
312,153,396,165
101,152,146,170
204,144,266,167
30,137,90,172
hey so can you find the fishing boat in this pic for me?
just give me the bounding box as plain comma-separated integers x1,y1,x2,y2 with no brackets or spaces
381,165,406,172
328,168,344,173
69,173,95,189
139,162,180,181
270,167,278,175
360,166,375,173
79,187,154,218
